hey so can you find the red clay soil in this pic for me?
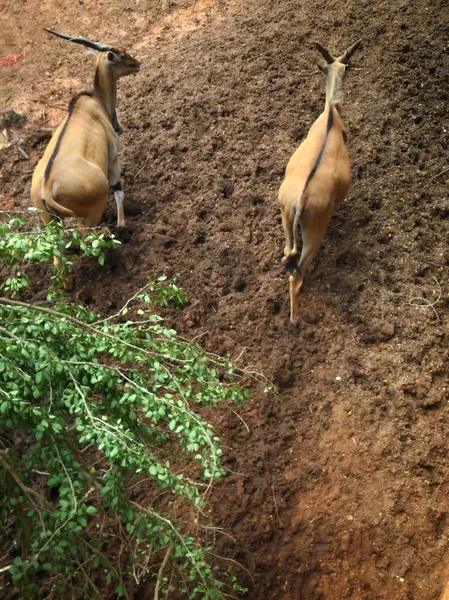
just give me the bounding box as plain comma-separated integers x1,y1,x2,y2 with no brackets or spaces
1,0,449,598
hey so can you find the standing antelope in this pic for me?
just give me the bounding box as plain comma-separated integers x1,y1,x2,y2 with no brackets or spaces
31,29,141,235
278,40,361,325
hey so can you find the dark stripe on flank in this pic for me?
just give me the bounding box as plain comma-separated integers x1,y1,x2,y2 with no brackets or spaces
94,67,100,90
298,106,334,218
112,111,122,134
43,92,92,183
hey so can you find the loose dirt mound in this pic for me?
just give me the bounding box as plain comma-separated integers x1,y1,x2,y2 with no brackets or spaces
1,0,449,598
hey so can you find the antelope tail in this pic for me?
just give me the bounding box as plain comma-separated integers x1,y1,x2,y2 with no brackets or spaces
282,106,335,275
41,184,85,229
283,203,303,274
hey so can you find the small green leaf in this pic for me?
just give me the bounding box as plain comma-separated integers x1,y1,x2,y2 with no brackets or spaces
115,583,125,596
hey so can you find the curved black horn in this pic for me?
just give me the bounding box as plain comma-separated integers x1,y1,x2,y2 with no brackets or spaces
315,42,334,64
340,39,362,64
44,28,113,52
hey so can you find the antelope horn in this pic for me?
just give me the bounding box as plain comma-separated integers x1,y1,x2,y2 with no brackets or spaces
340,39,362,64
315,42,334,64
44,28,113,52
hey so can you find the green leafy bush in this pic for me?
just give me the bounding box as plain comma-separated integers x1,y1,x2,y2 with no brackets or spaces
0,213,120,294
0,214,249,599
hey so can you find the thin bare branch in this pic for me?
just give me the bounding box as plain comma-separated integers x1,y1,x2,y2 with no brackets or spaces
232,410,250,433
154,547,172,600
93,283,152,325
0,449,53,511
271,482,284,529
428,165,449,183
0,326,21,341
0,564,12,574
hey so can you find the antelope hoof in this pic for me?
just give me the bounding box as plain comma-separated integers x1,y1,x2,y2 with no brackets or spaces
290,313,301,326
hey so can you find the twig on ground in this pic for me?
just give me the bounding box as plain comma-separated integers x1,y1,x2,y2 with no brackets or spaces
413,547,430,565
0,564,12,574
209,552,255,586
431,468,449,504
233,347,247,363
93,283,151,325
17,146,29,159
428,166,449,183
418,258,449,271
232,410,250,433
271,482,284,528
190,330,209,344
409,275,442,321
135,161,150,179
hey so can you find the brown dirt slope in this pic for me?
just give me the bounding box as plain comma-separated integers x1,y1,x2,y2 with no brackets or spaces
1,0,449,598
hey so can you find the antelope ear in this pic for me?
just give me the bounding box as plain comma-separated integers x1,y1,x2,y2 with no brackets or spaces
85,46,98,56
316,62,325,73
107,51,119,64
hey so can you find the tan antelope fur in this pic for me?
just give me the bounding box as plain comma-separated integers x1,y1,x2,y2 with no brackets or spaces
278,40,361,325
31,29,141,238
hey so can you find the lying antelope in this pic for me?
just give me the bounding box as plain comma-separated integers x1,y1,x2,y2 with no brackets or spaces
278,40,361,325
31,29,141,237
